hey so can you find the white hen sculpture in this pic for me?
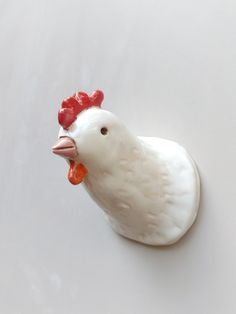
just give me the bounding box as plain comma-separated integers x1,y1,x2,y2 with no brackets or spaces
52,90,200,246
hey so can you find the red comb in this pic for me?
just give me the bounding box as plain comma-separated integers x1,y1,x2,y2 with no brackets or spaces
58,90,104,129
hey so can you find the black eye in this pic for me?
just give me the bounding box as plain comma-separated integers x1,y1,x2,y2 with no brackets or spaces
100,127,108,135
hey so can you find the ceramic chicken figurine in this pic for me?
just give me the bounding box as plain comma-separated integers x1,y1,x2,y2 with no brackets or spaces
52,90,200,245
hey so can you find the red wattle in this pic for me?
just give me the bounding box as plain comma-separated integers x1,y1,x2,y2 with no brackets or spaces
68,160,88,185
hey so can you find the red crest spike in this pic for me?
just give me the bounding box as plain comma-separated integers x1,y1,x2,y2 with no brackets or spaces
58,90,104,129
58,108,77,130
90,90,104,106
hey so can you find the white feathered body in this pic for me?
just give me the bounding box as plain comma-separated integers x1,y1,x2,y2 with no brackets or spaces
58,108,200,245
83,136,200,245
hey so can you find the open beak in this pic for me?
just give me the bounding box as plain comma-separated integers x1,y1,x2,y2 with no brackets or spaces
52,137,78,159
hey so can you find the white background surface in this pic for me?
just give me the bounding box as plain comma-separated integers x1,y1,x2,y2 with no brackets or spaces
0,0,236,313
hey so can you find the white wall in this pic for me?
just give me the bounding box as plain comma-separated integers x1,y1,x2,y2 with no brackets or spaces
0,0,236,313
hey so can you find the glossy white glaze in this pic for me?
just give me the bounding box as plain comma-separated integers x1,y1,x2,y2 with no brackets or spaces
58,107,200,245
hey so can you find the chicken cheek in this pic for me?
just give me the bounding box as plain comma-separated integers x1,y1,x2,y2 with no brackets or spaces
68,160,88,185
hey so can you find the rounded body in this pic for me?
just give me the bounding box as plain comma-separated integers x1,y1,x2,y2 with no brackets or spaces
84,136,200,246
